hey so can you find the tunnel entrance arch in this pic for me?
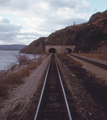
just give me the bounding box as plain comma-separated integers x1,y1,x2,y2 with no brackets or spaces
49,48,57,53
64,48,72,53
45,45,76,53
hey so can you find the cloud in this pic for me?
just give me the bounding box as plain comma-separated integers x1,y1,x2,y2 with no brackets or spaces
0,17,10,23
0,17,22,44
0,0,10,5
47,0,76,9
0,0,29,10
0,0,91,45
0,32,16,41
0,23,22,32
0,17,22,33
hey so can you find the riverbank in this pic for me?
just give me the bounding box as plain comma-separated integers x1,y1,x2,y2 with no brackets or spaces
0,54,51,120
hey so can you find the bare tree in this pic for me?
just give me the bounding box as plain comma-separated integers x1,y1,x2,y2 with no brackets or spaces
14,54,30,65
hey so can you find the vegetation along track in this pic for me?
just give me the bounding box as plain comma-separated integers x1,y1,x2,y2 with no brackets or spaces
34,53,72,120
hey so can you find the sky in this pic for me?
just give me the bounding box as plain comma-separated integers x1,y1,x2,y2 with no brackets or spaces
0,0,107,45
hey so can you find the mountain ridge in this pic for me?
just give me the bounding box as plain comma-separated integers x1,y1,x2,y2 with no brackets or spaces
20,10,107,54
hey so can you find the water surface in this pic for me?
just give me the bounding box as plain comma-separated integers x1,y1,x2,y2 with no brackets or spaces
0,51,40,71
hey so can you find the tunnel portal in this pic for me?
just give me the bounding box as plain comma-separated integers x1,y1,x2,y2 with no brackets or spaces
64,48,72,53
45,45,76,53
49,48,56,53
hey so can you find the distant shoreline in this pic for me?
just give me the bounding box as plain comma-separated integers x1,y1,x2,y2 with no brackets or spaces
0,50,20,51
0,44,27,51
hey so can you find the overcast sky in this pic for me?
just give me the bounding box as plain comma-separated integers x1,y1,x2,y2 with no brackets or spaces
0,0,107,45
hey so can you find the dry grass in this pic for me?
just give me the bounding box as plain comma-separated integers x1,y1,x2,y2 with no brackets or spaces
0,56,44,100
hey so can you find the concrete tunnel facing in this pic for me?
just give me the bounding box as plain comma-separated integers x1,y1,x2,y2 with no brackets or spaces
45,45,76,53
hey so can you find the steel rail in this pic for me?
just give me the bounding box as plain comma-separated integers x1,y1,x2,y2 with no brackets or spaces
69,54,107,69
55,55,72,120
34,54,52,120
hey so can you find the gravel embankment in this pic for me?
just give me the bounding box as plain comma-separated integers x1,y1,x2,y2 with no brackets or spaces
56,54,107,120
67,54,107,81
0,54,51,120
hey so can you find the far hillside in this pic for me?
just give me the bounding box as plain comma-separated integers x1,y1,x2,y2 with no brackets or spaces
0,44,27,51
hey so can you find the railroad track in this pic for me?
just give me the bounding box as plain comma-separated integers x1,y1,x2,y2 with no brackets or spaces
69,54,107,69
34,53,72,120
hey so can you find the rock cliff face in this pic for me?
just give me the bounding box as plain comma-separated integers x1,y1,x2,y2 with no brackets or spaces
45,10,107,52
20,10,107,54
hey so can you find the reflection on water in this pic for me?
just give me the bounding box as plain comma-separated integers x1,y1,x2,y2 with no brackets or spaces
0,51,40,71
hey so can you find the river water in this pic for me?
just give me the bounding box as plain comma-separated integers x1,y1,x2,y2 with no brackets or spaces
0,51,40,71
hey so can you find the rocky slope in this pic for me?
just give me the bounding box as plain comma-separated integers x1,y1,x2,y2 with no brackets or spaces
20,37,46,54
20,10,107,54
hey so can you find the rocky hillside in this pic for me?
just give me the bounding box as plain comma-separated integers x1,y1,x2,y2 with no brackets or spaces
20,37,46,54
20,10,107,54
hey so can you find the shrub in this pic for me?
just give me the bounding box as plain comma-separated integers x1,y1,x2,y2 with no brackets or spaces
14,54,30,65
0,56,44,100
